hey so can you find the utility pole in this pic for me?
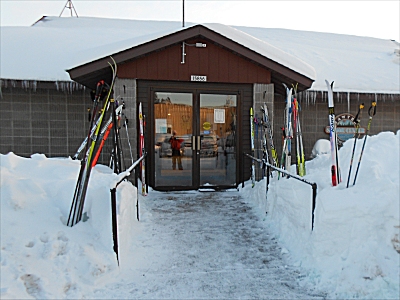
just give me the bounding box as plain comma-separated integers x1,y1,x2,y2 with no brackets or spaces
182,0,185,27
59,0,79,17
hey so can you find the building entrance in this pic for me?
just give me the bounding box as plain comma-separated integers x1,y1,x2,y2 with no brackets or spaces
153,89,238,190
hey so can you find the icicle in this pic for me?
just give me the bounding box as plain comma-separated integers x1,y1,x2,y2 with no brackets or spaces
347,92,350,112
306,90,309,105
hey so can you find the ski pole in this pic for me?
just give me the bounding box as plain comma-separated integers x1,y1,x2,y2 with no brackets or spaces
346,103,364,188
352,101,376,186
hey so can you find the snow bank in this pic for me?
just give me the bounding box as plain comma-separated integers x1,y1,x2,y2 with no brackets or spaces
1,131,399,299
241,131,400,299
0,153,137,299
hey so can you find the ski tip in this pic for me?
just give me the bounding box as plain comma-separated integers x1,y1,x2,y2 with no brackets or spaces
325,80,334,87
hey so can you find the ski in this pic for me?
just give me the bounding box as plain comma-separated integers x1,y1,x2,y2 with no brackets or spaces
109,98,123,173
254,114,260,160
250,107,256,187
121,101,134,165
352,101,377,186
67,57,117,227
326,80,341,186
139,102,147,196
292,84,306,176
281,84,293,177
346,103,364,188
260,110,269,178
297,117,306,176
72,81,106,160
91,122,113,168
72,103,123,160
260,102,278,167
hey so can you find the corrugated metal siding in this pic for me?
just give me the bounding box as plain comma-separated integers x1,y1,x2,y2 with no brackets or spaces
273,91,400,162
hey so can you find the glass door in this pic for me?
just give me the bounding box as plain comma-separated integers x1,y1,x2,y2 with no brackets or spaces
154,92,194,187
153,90,238,189
197,93,237,187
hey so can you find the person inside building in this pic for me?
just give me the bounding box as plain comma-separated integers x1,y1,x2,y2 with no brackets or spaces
169,131,184,170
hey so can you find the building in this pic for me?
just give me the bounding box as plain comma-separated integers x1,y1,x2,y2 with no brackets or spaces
1,16,399,191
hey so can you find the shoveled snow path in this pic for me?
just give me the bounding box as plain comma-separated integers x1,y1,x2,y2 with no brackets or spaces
91,191,326,299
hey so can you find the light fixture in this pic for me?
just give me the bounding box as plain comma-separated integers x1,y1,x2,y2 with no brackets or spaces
181,42,207,64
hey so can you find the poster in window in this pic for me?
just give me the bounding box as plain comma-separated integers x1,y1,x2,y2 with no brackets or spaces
214,109,225,124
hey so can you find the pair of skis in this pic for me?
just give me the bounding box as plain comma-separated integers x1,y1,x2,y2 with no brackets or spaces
326,80,341,186
67,57,117,227
292,86,306,177
72,104,124,161
280,84,306,178
260,103,278,169
281,85,293,177
250,107,256,187
139,103,147,196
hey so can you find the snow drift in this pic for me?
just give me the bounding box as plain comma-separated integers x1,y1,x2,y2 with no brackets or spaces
1,130,399,299
241,130,400,298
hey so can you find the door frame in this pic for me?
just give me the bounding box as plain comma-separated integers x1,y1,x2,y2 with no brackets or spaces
140,80,252,191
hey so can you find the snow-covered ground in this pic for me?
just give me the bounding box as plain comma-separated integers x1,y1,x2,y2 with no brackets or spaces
1,131,399,299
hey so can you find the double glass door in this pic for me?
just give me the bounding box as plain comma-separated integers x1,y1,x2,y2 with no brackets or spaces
153,90,238,189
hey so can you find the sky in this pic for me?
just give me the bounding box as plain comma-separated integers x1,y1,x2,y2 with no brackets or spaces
0,0,399,41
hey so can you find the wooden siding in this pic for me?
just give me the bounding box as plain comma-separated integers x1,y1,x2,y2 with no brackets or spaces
118,38,271,84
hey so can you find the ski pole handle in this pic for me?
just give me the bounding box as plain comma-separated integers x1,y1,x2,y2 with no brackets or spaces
354,103,364,123
91,80,106,104
368,101,377,117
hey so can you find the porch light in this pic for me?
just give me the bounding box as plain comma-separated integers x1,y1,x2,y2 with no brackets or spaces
181,42,207,64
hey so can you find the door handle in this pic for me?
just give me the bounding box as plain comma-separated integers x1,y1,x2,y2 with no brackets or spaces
197,136,201,151
191,136,201,151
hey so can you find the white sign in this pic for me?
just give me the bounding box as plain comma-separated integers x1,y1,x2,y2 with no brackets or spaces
214,109,225,123
191,75,207,82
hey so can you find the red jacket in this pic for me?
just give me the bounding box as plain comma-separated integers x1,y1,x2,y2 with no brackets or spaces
170,136,184,150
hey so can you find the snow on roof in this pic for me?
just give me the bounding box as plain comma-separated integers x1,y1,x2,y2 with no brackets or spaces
236,26,400,93
0,17,188,82
1,16,399,93
195,23,316,80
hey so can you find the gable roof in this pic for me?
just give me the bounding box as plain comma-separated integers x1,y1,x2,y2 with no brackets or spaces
1,16,399,94
67,22,315,93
